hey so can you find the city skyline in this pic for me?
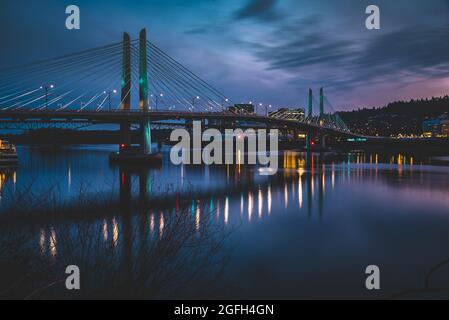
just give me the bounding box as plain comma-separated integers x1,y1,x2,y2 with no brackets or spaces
1,0,449,110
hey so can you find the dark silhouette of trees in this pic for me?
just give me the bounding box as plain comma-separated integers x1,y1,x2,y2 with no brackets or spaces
338,96,449,136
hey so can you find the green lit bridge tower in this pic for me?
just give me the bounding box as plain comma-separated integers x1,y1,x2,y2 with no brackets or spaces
304,87,329,151
120,32,131,146
319,87,326,149
305,88,314,150
319,87,324,118
139,28,152,155
110,28,161,165
308,88,313,118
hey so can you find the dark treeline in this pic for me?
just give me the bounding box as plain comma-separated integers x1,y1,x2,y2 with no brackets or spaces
338,96,449,136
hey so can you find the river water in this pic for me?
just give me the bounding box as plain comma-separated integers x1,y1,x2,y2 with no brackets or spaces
1,145,449,299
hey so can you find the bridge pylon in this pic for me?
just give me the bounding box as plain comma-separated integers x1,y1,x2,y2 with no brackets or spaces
139,29,149,112
120,32,132,147
308,88,313,118
139,28,153,155
319,87,324,118
109,29,161,166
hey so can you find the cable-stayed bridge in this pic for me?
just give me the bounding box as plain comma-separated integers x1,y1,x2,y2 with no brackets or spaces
0,29,371,159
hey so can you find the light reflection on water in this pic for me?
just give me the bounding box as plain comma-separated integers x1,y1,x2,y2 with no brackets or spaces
38,227,57,257
1,145,449,298
112,218,119,246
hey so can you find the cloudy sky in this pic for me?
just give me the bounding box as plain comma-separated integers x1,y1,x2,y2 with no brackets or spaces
1,0,449,110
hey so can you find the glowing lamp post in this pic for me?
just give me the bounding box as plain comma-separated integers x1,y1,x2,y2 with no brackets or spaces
156,93,163,111
40,84,54,111
192,96,200,110
104,89,117,111
221,98,229,109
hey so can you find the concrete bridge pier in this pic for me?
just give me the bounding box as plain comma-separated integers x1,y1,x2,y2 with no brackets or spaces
320,134,327,150
120,123,131,146
186,119,194,135
305,130,315,150
222,119,227,132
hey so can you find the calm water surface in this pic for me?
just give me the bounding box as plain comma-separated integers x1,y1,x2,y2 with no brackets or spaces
1,145,449,299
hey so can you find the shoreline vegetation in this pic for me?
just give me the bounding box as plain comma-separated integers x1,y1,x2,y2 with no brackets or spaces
338,95,449,137
0,182,233,299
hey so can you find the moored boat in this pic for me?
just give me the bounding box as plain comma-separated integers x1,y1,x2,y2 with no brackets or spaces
0,140,19,166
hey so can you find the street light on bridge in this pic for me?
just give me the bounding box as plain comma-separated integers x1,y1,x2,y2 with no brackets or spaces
192,96,200,110
155,93,163,111
40,84,54,111
221,98,229,109
103,89,117,111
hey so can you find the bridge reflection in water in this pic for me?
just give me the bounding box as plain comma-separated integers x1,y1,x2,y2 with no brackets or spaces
0,147,448,298
31,150,337,286
0,150,437,241
0,150,438,230
113,150,424,227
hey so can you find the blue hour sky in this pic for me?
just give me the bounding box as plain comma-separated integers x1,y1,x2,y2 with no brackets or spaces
1,0,449,110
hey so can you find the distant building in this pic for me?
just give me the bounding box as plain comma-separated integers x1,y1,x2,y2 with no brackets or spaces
422,114,449,138
269,107,305,121
228,104,255,114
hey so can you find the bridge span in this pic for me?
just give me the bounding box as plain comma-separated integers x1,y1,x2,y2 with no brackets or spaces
0,109,369,137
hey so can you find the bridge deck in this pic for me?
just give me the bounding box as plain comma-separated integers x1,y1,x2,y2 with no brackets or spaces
0,110,373,139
